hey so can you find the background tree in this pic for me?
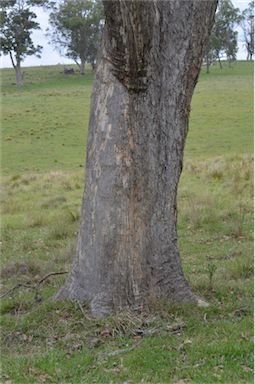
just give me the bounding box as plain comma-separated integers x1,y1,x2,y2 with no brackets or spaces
0,0,46,85
240,1,254,61
48,0,104,75
204,0,240,72
56,0,218,316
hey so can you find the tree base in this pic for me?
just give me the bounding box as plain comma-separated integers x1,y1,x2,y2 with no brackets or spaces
54,280,208,317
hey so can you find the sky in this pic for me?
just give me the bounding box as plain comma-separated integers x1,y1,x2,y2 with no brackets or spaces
0,0,251,68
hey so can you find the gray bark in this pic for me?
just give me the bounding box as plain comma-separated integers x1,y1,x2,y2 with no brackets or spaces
80,60,85,75
56,0,217,316
15,63,23,86
9,53,23,86
217,54,223,69
206,55,210,74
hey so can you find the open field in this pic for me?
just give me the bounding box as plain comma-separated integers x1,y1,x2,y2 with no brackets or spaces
0,61,254,383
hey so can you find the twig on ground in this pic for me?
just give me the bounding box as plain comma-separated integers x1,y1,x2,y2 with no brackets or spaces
98,341,141,359
0,271,68,300
0,282,33,299
37,271,68,286
134,326,162,337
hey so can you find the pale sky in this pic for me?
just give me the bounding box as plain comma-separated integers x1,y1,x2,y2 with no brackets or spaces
0,0,251,68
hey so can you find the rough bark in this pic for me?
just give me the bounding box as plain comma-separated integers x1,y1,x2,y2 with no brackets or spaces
56,0,217,316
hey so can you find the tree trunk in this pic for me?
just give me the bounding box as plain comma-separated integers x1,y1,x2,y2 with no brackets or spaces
9,53,23,86
246,42,253,61
80,60,85,75
15,61,23,86
91,61,96,72
206,55,210,74
217,55,223,69
56,0,217,316
247,47,253,61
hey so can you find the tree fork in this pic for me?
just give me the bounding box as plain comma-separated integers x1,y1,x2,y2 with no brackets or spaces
55,0,218,316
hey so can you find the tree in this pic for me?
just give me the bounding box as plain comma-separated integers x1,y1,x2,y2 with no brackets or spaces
48,0,104,75
240,1,254,61
204,0,240,72
56,0,218,316
0,0,46,85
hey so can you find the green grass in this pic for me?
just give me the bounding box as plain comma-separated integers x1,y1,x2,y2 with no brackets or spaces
187,62,253,159
0,61,253,383
1,62,253,174
1,65,93,174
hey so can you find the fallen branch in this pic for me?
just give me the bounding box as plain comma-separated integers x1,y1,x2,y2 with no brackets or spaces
134,326,162,337
0,271,68,300
132,322,186,338
37,271,68,286
0,282,33,299
98,341,141,359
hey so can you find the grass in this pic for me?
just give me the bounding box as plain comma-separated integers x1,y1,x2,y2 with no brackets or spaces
187,62,253,159
0,61,253,383
1,65,93,175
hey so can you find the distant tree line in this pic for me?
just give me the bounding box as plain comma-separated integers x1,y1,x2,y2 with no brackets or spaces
0,0,47,85
0,0,104,85
0,0,254,85
240,0,254,61
205,0,254,73
47,0,104,75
